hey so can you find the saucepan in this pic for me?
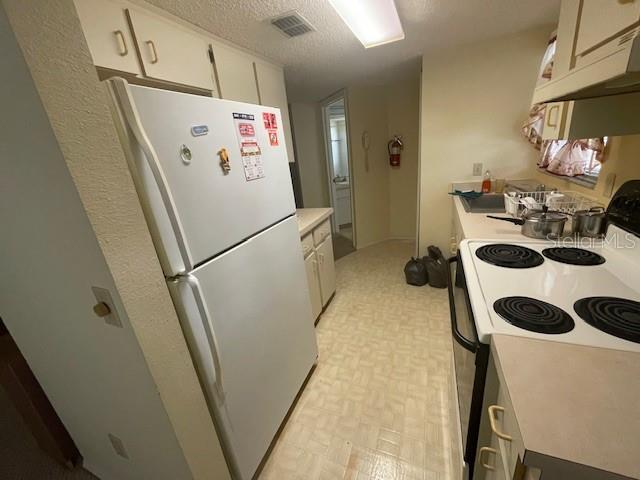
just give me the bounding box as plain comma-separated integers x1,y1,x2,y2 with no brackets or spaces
572,206,607,238
487,207,567,239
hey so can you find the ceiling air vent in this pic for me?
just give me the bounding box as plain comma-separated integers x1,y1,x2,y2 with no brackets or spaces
271,12,315,38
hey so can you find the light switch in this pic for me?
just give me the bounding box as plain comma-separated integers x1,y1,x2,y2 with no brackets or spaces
91,287,122,328
473,163,483,176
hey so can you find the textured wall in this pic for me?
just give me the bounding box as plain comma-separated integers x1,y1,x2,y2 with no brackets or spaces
387,75,420,240
418,26,551,254
347,85,391,249
1,1,229,478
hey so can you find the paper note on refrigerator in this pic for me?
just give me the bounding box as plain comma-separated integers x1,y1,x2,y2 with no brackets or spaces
233,113,265,181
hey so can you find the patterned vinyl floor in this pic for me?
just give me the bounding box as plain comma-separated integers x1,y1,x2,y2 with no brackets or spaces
260,240,455,480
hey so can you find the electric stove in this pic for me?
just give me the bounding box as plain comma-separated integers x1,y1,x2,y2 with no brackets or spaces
448,180,640,479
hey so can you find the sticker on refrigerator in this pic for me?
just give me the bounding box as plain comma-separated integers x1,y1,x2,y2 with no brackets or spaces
233,113,265,181
268,131,279,146
262,112,277,130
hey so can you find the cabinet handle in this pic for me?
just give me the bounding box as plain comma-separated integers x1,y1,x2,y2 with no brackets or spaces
478,447,497,471
546,104,560,128
488,405,512,441
146,40,159,64
114,30,128,56
319,253,324,265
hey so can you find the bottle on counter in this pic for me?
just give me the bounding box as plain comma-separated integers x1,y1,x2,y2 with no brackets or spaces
481,170,492,193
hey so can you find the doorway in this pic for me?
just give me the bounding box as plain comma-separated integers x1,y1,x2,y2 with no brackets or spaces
322,93,355,254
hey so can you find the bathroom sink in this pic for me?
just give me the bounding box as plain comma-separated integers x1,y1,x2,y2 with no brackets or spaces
460,194,505,213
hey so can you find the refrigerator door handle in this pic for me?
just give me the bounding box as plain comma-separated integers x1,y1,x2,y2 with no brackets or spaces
108,77,193,271
186,274,225,402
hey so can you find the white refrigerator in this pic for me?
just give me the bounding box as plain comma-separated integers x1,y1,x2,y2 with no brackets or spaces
107,78,318,480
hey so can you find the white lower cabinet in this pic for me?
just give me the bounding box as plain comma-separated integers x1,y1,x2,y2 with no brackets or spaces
304,251,323,321
300,218,336,323
475,354,540,480
316,237,336,306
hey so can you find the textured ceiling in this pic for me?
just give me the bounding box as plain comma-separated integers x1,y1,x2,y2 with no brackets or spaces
145,0,560,102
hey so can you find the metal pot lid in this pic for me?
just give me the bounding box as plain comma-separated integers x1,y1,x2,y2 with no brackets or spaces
574,206,605,217
525,210,567,222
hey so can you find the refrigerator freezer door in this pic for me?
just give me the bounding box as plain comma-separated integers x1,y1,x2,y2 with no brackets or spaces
169,216,318,480
108,79,296,275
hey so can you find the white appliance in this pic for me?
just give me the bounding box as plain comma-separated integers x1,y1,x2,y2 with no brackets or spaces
107,78,318,480
459,227,640,352
448,180,640,479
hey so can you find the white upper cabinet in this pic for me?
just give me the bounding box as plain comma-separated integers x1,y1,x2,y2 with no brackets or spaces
542,91,640,140
574,1,640,57
254,61,296,163
210,42,260,104
127,8,215,91
74,0,141,75
533,0,640,103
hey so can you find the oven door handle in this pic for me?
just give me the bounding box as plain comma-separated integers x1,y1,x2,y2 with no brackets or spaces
447,256,477,353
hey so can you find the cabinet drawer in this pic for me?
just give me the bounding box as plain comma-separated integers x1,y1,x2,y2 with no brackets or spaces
301,233,314,258
487,383,525,479
313,219,331,246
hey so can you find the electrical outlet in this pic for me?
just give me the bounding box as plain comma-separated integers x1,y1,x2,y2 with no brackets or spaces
473,163,483,176
108,433,129,459
603,173,616,198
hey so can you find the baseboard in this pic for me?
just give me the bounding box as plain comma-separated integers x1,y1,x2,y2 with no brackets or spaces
355,236,416,250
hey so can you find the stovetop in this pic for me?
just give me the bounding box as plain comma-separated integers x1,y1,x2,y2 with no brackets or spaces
459,224,640,352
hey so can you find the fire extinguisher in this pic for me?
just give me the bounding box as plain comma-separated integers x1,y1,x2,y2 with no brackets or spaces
388,135,403,167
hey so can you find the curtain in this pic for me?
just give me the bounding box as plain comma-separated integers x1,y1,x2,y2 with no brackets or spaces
522,34,606,177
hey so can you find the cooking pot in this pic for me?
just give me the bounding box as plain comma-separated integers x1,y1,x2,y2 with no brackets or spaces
487,207,567,239
572,206,606,237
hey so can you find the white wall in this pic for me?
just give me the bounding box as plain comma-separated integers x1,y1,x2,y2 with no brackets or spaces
418,26,552,254
292,76,420,248
387,75,420,240
347,85,391,248
1,1,229,479
290,102,331,207
0,7,193,478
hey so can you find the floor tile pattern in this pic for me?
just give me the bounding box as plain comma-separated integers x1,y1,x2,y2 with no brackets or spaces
260,240,454,480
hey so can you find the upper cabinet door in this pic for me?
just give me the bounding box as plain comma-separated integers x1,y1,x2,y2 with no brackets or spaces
254,61,295,163
127,9,215,91
209,42,260,104
575,1,640,57
73,0,141,75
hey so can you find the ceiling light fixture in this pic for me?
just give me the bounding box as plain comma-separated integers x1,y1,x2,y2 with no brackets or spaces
328,0,405,49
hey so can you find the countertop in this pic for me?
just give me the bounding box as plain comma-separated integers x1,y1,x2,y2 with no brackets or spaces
492,335,640,479
295,208,333,237
453,195,529,241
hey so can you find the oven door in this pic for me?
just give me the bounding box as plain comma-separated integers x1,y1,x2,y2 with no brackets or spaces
447,255,488,479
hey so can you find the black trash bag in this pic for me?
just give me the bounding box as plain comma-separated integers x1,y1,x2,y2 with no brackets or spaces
404,257,428,286
423,246,447,289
